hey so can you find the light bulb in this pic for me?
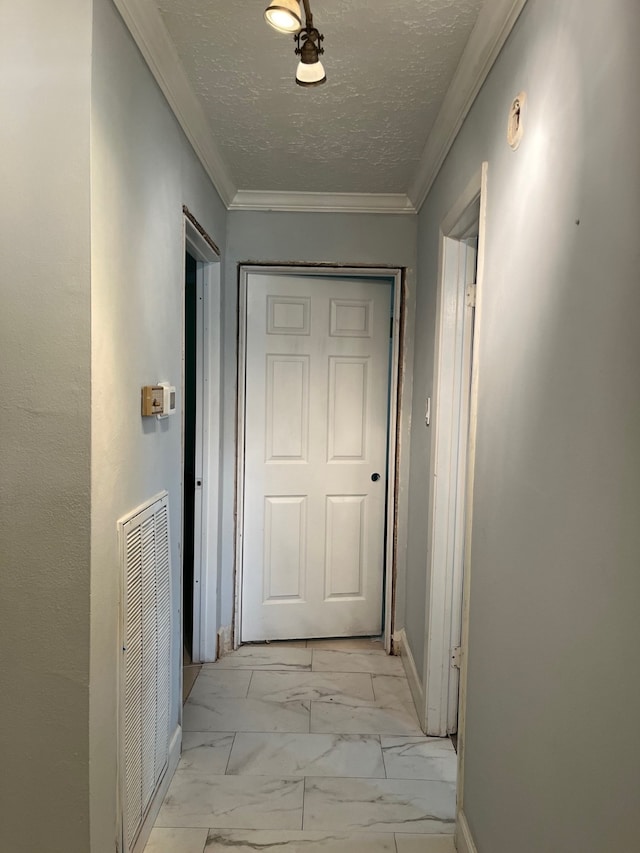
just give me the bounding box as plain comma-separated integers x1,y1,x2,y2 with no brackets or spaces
295,59,326,87
264,1,302,34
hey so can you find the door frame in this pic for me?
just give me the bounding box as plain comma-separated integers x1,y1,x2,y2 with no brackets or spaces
455,164,487,836
234,264,405,651
182,212,221,665
422,166,487,736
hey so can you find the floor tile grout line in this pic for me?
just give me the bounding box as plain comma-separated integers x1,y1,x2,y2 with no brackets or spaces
173,769,432,782
372,673,379,702
223,732,237,775
371,732,389,781
367,671,375,702
381,739,390,779
284,773,457,782
302,775,307,831
311,732,424,738
202,667,313,672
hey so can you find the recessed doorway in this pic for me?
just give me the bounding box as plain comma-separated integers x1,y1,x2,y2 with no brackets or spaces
181,212,221,697
235,266,404,649
423,166,486,738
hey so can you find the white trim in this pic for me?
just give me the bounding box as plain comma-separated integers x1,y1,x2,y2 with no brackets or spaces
184,219,220,263
446,240,476,735
229,190,417,215
199,259,222,662
234,265,403,650
233,274,248,650
455,810,479,853
190,261,206,663
423,170,482,737
408,0,529,209
456,163,489,815
112,0,236,207
394,629,425,730
131,725,181,853
184,218,222,663
384,270,404,653
217,625,233,658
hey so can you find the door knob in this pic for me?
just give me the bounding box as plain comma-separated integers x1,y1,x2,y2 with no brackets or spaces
371,473,381,482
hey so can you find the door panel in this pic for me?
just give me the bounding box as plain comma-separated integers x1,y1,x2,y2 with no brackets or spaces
266,355,310,461
263,495,307,601
241,274,392,642
325,495,365,599
328,357,368,459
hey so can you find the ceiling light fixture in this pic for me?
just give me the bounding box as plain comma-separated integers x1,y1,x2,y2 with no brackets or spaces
264,0,326,87
264,0,302,34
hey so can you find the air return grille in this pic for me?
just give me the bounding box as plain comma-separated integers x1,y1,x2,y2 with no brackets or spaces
119,492,172,853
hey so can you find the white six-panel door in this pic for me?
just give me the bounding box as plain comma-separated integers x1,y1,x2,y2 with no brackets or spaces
241,273,392,641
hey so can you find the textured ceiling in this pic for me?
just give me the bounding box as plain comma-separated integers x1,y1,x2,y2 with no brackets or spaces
154,0,483,194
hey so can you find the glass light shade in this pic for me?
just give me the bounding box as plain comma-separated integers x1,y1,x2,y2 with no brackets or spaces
296,59,326,86
264,1,302,33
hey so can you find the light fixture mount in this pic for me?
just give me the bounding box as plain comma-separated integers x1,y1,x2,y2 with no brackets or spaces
265,0,326,87
294,26,325,86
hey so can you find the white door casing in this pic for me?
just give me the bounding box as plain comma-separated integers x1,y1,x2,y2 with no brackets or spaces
456,163,488,828
183,215,221,664
423,169,483,737
240,273,392,642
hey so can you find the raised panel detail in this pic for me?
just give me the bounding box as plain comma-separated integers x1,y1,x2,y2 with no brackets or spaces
330,299,373,337
327,357,368,461
325,496,365,599
266,355,309,461
267,296,310,335
263,497,306,602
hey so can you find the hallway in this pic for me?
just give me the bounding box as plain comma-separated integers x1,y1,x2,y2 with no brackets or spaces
146,640,457,852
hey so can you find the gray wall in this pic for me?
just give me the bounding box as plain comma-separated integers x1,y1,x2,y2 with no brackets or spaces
89,0,227,849
0,2,92,850
222,211,418,633
1,1,227,851
413,0,640,849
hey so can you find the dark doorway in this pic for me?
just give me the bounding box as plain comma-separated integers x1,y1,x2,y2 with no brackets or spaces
183,252,197,663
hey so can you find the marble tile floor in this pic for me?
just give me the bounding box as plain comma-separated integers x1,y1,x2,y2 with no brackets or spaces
147,640,457,853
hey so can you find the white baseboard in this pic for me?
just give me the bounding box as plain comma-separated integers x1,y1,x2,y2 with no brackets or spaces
455,810,478,853
394,628,426,732
132,725,181,853
217,625,232,658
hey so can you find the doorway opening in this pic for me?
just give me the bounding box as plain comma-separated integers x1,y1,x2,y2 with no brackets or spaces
422,167,487,738
183,250,197,670
235,265,404,652
181,212,221,702
182,248,200,699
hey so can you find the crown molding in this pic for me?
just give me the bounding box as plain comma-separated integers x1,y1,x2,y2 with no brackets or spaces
113,0,527,216
229,190,417,215
407,0,530,211
112,0,237,207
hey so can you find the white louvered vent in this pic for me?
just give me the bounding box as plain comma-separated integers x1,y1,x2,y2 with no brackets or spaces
119,492,172,853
